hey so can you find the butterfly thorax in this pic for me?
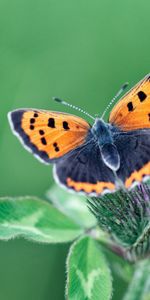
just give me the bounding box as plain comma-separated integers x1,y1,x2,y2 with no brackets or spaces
91,118,120,171
91,119,113,145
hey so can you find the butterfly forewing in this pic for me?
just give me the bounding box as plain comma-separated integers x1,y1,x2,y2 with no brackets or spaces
109,74,150,130
9,109,90,163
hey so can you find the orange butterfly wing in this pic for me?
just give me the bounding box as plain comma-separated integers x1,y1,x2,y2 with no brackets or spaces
109,74,150,130
9,109,90,163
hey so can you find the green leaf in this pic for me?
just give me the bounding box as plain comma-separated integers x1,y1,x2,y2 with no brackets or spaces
123,259,150,300
46,185,96,228
66,236,112,300
102,245,134,300
0,197,84,243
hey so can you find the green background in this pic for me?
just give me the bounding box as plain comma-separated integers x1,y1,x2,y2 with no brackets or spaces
0,0,149,299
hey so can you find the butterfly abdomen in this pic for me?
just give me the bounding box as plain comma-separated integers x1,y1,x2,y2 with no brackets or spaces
101,143,120,171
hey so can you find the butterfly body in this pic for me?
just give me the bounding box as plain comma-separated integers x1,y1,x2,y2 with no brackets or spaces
8,74,150,196
90,118,120,171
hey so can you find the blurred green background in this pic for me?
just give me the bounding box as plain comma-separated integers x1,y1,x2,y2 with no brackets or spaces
0,0,149,299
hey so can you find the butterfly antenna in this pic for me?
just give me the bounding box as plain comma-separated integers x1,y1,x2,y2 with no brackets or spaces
53,97,95,120
101,82,129,120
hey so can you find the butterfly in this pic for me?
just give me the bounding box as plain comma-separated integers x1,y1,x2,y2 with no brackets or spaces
8,74,150,196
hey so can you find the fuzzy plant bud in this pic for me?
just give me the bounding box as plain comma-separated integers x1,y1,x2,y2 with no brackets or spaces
88,184,150,262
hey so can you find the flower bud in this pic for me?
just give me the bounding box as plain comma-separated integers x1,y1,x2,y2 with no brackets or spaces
88,184,150,261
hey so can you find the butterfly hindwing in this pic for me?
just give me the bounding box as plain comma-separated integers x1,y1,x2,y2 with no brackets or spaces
54,137,116,196
8,109,90,164
109,74,150,131
114,129,150,188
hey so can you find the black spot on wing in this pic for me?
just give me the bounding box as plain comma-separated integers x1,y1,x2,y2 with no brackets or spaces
127,102,134,112
39,130,45,135
34,113,39,118
137,91,147,102
48,118,55,128
30,118,35,124
55,146,60,152
30,125,34,130
53,142,60,152
41,137,47,145
63,121,70,130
